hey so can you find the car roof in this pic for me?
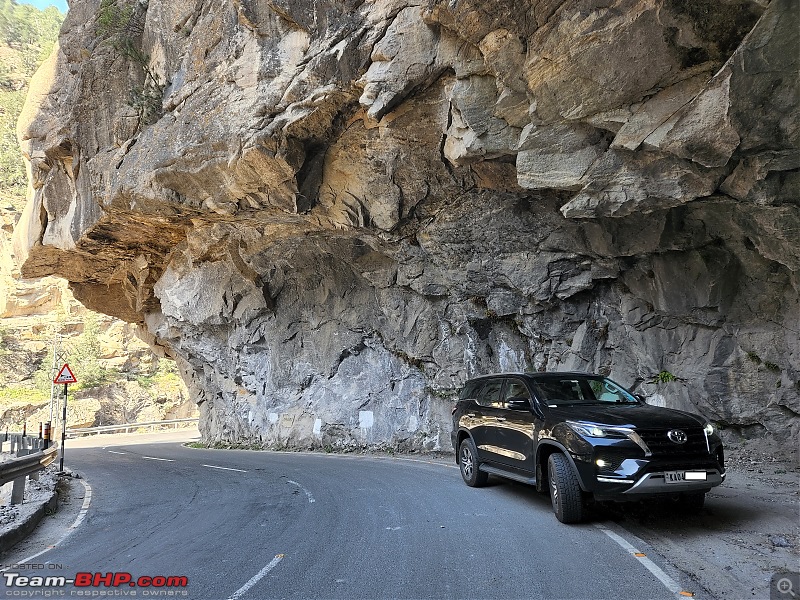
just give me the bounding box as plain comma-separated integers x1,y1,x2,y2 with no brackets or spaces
467,371,604,382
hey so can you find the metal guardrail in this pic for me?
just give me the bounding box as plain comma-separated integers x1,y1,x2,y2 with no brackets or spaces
66,418,199,437
0,445,58,487
0,435,59,505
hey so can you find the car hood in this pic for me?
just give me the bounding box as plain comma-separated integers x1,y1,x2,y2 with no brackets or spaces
547,403,705,429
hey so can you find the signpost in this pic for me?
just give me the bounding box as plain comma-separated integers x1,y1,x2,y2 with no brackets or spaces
53,363,77,471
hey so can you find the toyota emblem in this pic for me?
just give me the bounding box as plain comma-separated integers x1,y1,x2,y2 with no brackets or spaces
667,429,688,444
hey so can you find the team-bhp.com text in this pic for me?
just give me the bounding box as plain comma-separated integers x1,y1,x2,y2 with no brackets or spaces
3,573,188,597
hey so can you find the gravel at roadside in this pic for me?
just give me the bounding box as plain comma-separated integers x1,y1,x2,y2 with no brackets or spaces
612,438,800,599
0,464,64,553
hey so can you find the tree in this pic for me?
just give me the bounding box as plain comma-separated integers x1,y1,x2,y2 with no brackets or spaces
72,313,110,389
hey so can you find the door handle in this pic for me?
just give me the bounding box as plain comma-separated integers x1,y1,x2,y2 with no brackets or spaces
495,417,507,422
466,413,476,417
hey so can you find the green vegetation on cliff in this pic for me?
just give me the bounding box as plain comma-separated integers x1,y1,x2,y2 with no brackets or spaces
0,2,195,432
0,0,63,208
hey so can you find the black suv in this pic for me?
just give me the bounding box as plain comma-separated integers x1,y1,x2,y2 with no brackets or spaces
451,372,725,523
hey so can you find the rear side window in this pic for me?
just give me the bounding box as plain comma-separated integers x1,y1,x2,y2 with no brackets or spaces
477,379,503,407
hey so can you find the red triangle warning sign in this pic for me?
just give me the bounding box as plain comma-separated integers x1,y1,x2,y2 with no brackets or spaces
54,363,78,384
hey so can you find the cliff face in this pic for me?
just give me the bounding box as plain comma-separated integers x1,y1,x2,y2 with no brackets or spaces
13,0,799,450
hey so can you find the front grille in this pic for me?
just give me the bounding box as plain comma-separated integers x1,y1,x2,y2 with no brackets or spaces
646,457,720,472
637,428,709,457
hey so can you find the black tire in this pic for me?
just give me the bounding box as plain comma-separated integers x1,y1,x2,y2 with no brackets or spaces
459,438,488,487
548,453,585,524
678,492,706,512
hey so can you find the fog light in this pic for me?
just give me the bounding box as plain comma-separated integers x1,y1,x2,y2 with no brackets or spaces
596,459,608,468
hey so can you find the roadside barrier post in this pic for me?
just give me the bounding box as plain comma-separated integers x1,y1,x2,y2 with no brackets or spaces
11,474,25,504
44,421,52,449
11,448,30,502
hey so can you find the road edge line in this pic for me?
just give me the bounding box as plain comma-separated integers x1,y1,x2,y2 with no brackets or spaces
1,476,92,570
227,554,284,600
286,480,316,503
595,523,693,598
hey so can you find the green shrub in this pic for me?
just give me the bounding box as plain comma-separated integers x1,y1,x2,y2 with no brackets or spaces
0,385,49,405
95,0,163,128
653,370,677,384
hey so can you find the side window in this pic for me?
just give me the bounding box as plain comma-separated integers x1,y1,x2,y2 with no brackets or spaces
477,379,503,407
531,379,587,405
502,379,531,403
559,380,586,402
460,381,481,401
592,379,635,403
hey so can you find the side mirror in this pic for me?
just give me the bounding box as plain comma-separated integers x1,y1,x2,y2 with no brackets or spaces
635,394,646,403
506,397,532,411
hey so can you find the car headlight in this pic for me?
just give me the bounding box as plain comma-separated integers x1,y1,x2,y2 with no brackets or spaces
704,422,715,436
568,422,607,437
567,421,653,456
567,421,627,438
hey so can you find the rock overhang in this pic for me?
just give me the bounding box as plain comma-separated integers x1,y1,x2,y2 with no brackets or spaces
11,0,799,452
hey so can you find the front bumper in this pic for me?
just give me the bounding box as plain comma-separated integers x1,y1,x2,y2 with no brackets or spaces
570,442,725,499
622,469,725,494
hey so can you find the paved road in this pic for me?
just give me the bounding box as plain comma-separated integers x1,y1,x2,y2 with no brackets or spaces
0,434,705,599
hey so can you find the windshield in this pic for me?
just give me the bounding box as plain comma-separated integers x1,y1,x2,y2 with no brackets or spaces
530,376,638,407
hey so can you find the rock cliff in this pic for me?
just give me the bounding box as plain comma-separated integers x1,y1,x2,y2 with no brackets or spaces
12,0,799,451
2,203,194,431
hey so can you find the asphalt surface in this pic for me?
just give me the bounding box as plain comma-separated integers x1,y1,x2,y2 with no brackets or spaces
0,433,706,600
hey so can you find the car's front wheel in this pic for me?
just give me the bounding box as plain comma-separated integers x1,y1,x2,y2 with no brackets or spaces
548,453,585,524
459,438,488,487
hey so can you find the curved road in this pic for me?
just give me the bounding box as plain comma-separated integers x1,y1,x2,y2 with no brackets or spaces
1,434,705,599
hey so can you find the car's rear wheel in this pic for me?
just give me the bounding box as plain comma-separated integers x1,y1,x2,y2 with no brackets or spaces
459,438,488,487
548,453,584,524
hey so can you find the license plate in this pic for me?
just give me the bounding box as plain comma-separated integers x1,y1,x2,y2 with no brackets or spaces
665,471,707,483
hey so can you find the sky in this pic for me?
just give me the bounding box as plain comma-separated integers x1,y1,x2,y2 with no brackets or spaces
17,0,68,12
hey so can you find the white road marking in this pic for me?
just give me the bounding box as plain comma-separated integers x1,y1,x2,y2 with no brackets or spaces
227,554,284,600
378,454,460,469
595,523,689,597
286,480,315,503
202,464,247,472
71,479,93,530
1,478,92,571
142,456,174,462
107,450,126,455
